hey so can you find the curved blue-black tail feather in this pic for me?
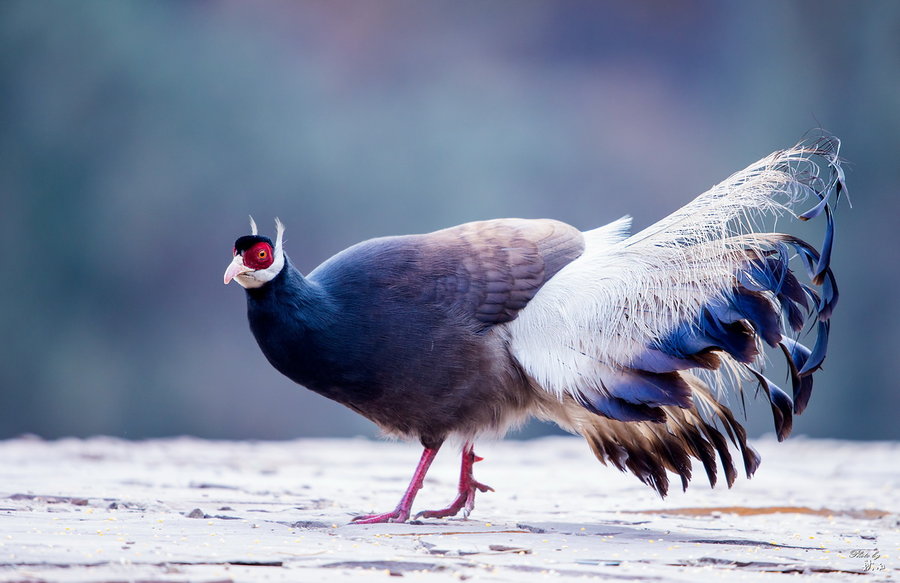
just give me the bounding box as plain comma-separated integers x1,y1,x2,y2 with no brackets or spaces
655,135,845,441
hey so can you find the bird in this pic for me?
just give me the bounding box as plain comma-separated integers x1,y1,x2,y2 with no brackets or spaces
224,136,844,524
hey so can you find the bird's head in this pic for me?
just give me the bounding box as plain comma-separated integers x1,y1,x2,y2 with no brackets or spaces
224,217,286,289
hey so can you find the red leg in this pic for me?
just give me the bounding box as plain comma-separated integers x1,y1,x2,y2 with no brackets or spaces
351,446,440,524
416,443,493,520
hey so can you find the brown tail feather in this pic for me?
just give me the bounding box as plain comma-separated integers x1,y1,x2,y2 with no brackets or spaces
551,373,760,497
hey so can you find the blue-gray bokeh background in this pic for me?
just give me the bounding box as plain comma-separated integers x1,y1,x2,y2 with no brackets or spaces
2,1,898,441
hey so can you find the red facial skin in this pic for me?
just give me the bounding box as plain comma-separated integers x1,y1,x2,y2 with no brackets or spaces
241,242,274,270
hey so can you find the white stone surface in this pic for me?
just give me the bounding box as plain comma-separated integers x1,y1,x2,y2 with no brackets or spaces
0,436,896,582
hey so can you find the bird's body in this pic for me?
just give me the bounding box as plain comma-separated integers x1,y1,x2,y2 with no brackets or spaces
225,137,845,523
243,219,583,448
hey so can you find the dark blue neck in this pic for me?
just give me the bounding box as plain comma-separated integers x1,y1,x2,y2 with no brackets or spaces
244,256,340,389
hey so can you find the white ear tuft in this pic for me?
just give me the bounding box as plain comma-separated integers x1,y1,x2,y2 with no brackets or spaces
249,215,258,235
274,217,285,253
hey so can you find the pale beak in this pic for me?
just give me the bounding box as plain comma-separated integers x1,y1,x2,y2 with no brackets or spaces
224,254,251,284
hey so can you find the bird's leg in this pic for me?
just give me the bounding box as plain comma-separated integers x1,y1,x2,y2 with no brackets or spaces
416,443,493,520
351,446,440,524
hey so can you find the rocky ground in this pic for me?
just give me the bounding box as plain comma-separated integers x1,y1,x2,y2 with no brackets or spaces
0,435,896,582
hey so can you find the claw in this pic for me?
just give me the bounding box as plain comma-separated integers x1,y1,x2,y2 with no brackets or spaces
352,508,410,524
415,494,468,519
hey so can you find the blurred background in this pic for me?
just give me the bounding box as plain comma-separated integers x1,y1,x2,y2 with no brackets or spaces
1,1,897,442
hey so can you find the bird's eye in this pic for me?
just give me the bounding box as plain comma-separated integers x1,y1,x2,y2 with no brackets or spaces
242,242,274,269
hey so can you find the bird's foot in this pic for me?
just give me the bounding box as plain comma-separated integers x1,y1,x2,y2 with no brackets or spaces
349,446,441,525
351,506,411,524
415,479,494,520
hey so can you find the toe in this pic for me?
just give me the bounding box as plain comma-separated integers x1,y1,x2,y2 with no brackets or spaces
351,509,409,524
